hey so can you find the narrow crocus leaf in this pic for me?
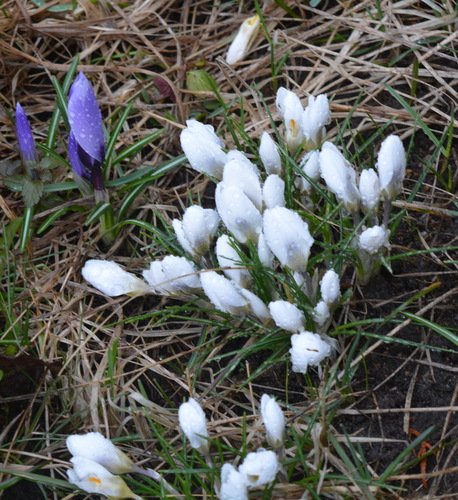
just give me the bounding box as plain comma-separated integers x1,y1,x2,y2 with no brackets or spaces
15,103,36,166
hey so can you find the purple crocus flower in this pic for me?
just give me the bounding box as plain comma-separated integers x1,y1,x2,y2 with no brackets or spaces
15,103,36,167
68,72,105,192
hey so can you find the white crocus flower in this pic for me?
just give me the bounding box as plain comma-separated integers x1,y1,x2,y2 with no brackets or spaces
301,94,330,149
289,331,332,374
223,157,262,211
216,235,251,288
268,300,305,333
226,14,260,65
257,232,274,268
178,397,209,455
263,207,314,272
359,168,381,213
180,119,227,179
200,271,248,315
219,463,248,500
320,269,341,306
66,432,134,474
297,150,320,192
68,457,141,500
276,87,305,151
215,183,262,244
358,225,390,255
240,288,271,324
142,256,201,295
263,174,285,209
259,132,282,175
320,143,360,212
313,300,330,327
376,135,406,201
239,449,279,488
82,260,150,297
172,206,219,257
260,394,285,449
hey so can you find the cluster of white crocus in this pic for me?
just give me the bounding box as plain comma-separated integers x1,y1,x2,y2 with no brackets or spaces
178,395,284,499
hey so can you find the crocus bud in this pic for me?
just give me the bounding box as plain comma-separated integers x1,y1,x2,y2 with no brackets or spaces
268,300,305,333
276,87,305,152
359,168,381,213
259,132,282,175
320,143,360,212
200,271,248,315
376,135,406,201
66,432,134,474
313,300,330,327
223,157,262,211
180,119,227,179
68,72,106,193
238,449,279,488
142,255,201,295
67,457,140,500
263,174,285,209
320,269,340,306
301,94,330,149
289,331,332,374
263,207,314,272
358,225,389,255
240,288,271,324
257,232,274,268
297,150,320,192
226,14,260,65
15,103,36,167
173,205,220,257
82,259,150,297
178,397,209,455
216,235,251,288
220,463,248,500
215,183,262,244
260,394,285,449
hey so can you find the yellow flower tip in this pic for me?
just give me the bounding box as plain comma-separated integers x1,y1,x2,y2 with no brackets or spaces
289,119,299,136
88,476,102,485
247,14,259,26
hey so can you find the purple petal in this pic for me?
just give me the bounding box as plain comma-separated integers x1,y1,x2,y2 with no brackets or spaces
68,132,90,179
68,72,105,164
15,103,36,164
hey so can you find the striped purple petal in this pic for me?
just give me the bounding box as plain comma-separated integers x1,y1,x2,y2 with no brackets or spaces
15,103,36,164
68,132,90,180
68,72,105,164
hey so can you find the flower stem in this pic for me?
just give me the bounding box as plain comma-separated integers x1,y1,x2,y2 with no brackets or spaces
132,465,181,498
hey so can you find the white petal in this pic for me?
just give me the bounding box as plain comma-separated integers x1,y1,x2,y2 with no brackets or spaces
259,132,282,175
320,269,341,305
238,449,279,488
313,300,330,326
260,394,285,448
359,168,380,212
216,235,251,288
358,226,390,255
263,174,285,209
223,157,262,211
220,464,248,500
241,288,271,323
268,300,305,332
376,135,406,200
289,331,332,374
226,15,260,65
200,271,248,314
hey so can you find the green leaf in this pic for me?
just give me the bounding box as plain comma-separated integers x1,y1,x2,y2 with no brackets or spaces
21,177,44,207
186,70,218,93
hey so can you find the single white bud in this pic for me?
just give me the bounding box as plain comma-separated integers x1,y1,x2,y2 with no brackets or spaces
178,397,209,455
259,132,282,175
257,232,274,268
376,135,406,200
238,449,279,488
276,87,305,151
226,15,260,65
82,260,150,297
223,157,262,211
66,432,134,474
216,235,251,288
240,288,271,323
260,394,285,449
173,205,220,257
200,271,248,315
263,174,285,209
320,269,340,306
301,94,330,149
263,207,314,272
215,182,262,244
313,300,330,326
358,225,390,255
268,300,305,333
143,256,201,295
359,168,381,213
298,150,320,192
180,119,227,179
67,457,141,500
219,464,248,500
289,331,332,374
320,143,360,212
